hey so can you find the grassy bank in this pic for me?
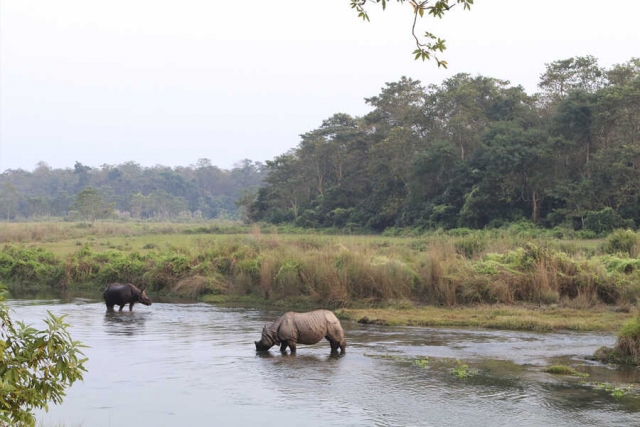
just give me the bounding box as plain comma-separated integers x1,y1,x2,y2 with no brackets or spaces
338,305,632,332
1,221,639,331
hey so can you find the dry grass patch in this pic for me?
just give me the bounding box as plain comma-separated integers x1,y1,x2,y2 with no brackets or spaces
170,274,228,297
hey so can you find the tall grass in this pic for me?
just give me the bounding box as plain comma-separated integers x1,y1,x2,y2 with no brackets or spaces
616,315,640,360
595,314,640,365
1,222,639,309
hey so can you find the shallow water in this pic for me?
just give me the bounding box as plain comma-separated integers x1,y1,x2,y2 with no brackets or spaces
6,298,639,427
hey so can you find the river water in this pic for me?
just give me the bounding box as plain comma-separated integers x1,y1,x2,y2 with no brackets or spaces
6,298,640,427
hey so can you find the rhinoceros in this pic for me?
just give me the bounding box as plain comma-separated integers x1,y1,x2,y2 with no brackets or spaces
103,283,152,312
254,309,346,354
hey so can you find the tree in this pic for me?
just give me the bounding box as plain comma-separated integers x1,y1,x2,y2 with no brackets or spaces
0,283,87,426
260,152,311,221
73,161,92,189
147,189,188,219
552,90,597,171
24,197,50,219
474,122,556,224
351,0,473,67
538,56,605,104
605,58,640,87
0,183,20,221
129,192,149,219
424,74,517,161
365,77,427,136
72,187,114,222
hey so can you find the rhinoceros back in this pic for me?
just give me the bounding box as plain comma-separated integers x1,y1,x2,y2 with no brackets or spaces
279,309,345,346
103,283,135,305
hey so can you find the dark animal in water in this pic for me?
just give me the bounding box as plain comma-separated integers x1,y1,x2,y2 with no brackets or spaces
254,309,346,354
103,283,152,312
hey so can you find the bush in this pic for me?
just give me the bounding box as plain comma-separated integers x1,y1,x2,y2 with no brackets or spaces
584,208,633,234
454,234,486,258
595,315,640,366
0,245,63,288
602,229,639,256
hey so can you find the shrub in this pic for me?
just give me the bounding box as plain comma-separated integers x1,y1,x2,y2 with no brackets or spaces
454,234,486,258
615,316,640,363
584,208,632,234
0,245,63,288
602,229,639,256
595,315,640,366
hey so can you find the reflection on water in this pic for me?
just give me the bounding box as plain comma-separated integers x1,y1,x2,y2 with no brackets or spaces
5,298,639,427
103,311,149,336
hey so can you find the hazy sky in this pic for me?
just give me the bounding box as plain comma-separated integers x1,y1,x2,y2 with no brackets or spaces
1,0,639,173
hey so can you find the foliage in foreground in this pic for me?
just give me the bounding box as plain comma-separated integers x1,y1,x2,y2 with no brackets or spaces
0,283,87,426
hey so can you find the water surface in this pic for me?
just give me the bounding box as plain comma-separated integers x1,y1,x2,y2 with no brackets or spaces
7,298,639,427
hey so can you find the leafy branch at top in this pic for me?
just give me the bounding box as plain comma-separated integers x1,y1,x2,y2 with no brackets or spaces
349,0,473,68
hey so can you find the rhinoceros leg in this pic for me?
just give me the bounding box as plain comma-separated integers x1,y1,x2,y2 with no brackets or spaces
280,340,296,353
118,304,125,312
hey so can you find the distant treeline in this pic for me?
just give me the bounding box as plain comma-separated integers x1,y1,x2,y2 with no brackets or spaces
0,159,266,220
243,56,640,234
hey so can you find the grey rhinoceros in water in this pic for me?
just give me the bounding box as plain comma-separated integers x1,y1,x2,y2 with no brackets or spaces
254,309,346,354
103,283,152,312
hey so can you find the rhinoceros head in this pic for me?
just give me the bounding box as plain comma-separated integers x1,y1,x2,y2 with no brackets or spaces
254,325,277,351
137,289,152,306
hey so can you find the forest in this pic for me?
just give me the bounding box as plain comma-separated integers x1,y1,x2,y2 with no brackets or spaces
0,159,266,221
246,56,640,234
1,55,639,234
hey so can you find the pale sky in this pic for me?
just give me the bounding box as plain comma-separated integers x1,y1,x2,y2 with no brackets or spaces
1,0,639,173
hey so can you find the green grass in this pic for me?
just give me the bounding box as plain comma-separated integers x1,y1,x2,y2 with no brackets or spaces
340,305,633,332
591,382,635,398
544,365,588,377
450,360,478,379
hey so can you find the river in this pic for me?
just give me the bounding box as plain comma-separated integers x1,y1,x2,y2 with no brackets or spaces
6,298,640,427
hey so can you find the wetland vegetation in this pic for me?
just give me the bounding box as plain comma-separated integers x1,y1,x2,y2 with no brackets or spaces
1,221,638,335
